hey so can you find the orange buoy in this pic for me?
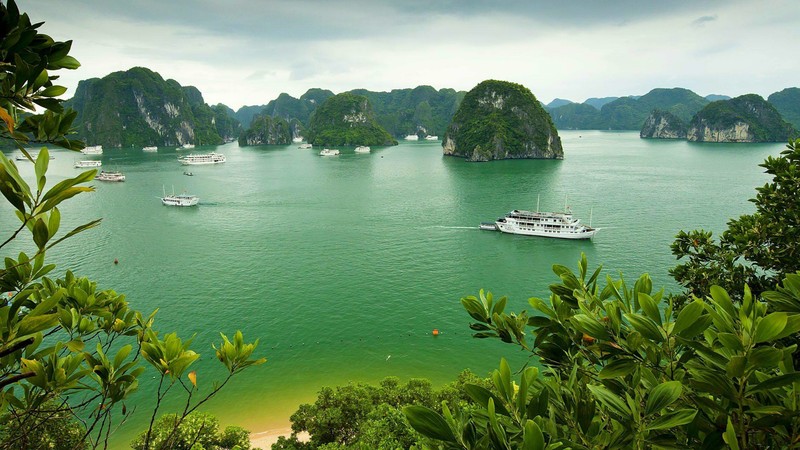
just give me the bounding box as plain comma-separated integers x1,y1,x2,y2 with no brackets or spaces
432,329,439,336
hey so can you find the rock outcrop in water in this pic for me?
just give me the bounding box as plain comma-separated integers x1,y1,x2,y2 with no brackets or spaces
442,80,562,162
640,109,687,139
306,93,397,146
238,115,292,146
687,94,797,143
66,67,236,147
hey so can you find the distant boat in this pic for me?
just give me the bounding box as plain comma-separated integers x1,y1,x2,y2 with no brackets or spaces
292,137,304,143
298,143,313,149
74,160,102,168
16,154,54,161
424,135,439,140
319,148,340,156
354,146,371,153
81,145,103,155
179,152,226,165
142,146,158,152
183,171,194,176
404,134,419,141
179,143,195,150
95,170,125,182
161,186,199,207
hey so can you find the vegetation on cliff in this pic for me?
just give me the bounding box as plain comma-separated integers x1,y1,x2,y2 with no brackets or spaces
688,94,797,142
66,67,228,148
640,109,688,139
350,85,465,139
768,87,800,130
238,113,292,146
306,93,397,146
443,80,562,161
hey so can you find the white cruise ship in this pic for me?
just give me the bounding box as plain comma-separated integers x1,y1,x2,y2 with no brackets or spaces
354,146,371,153
74,160,102,168
179,152,226,165
81,145,103,155
492,209,598,240
319,148,340,156
161,186,199,207
142,146,158,152
95,171,125,182
298,143,313,149
404,134,419,141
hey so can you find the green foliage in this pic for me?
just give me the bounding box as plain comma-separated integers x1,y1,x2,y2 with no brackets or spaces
279,372,490,449
547,88,709,131
131,411,253,450
671,139,800,305
406,255,800,449
64,67,226,148
349,85,465,138
768,87,800,130
688,94,797,142
306,93,397,147
239,114,292,146
1,6,264,449
444,80,562,161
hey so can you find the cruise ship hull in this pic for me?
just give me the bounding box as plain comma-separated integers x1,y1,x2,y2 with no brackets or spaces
495,222,597,239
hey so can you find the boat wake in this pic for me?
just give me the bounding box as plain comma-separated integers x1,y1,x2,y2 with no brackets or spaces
428,226,478,230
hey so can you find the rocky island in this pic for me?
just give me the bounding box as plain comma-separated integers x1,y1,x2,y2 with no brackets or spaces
442,80,562,161
66,67,237,147
306,93,397,146
687,94,797,142
640,109,688,139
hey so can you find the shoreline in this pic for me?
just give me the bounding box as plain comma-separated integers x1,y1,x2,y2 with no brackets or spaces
250,427,309,449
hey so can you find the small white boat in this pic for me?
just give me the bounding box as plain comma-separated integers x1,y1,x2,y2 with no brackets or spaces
424,135,439,140
183,171,194,176
81,145,103,155
404,134,419,141
95,171,125,182
142,146,158,152
74,160,102,168
479,222,497,231
319,148,340,156
161,186,199,207
179,152,226,165
16,154,55,161
292,137,304,143
298,143,313,149
179,143,195,150
354,146,371,153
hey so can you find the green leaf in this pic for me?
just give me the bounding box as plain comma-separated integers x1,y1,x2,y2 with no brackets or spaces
646,409,697,431
645,381,682,416
638,293,662,325
464,384,510,416
571,314,609,340
710,285,736,318
17,313,59,336
403,406,457,443
723,417,740,450
40,85,68,97
32,218,49,249
588,385,630,419
726,356,746,379
522,420,545,450
598,359,637,379
672,300,704,335
748,373,800,393
625,313,663,342
716,332,744,352
34,147,49,191
754,312,788,343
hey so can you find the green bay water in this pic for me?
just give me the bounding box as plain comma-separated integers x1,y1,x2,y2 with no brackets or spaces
1,131,782,446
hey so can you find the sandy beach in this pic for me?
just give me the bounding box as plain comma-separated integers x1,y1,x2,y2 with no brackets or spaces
250,428,309,449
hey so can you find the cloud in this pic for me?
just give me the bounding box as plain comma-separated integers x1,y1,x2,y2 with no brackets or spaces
692,15,718,26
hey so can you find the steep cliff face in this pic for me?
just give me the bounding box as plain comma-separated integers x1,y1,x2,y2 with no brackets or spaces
640,109,687,139
443,80,562,162
66,67,227,147
306,93,397,146
687,94,797,143
238,114,292,146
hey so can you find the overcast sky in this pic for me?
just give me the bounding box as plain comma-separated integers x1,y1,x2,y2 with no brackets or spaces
24,0,799,110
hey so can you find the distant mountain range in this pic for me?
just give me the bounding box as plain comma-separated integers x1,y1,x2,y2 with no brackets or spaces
62,67,800,147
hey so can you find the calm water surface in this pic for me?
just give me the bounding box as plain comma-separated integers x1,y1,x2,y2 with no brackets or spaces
1,131,782,446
